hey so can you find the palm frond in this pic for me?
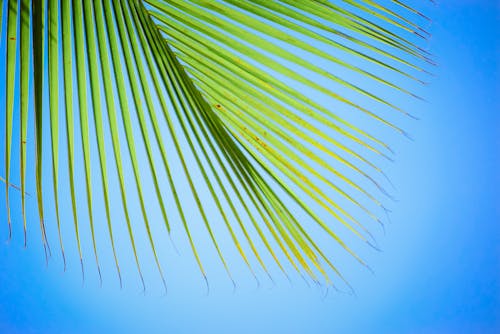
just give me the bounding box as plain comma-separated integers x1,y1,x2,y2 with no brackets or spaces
0,0,430,289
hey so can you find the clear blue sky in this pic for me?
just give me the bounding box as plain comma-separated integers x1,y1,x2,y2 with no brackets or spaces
0,1,498,333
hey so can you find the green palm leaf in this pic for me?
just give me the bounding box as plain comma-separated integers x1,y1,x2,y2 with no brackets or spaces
0,0,430,290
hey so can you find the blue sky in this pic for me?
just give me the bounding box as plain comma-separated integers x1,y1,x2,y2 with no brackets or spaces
0,1,499,333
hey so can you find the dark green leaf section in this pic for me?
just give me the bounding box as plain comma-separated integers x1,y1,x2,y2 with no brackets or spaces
0,0,429,289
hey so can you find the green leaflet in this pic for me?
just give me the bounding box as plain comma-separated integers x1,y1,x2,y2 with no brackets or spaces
48,0,65,268
1,0,429,289
73,0,101,280
5,0,17,238
19,0,29,243
33,0,50,259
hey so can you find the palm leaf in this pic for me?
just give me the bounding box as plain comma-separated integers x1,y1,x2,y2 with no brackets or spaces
0,0,430,290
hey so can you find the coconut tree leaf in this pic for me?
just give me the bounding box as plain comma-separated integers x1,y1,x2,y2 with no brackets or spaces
0,0,430,289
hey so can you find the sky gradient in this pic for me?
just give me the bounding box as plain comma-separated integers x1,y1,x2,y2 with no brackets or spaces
0,1,499,333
